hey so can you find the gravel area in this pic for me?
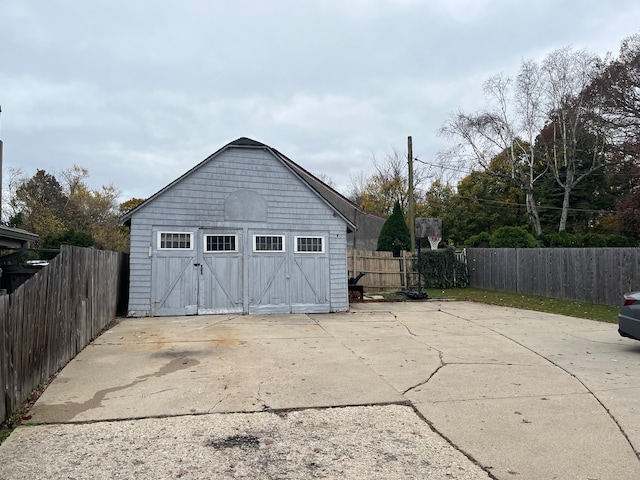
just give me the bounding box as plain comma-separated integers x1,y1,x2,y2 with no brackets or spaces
0,405,490,479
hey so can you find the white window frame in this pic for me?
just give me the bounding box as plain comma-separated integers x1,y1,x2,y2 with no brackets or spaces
294,236,325,253
253,234,285,252
157,231,194,250
204,234,238,253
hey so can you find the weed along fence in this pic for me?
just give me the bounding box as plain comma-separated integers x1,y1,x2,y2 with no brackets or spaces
467,247,640,307
0,245,126,424
347,249,411,293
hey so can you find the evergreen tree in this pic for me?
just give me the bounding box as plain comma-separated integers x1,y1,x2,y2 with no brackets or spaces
377,200,411,256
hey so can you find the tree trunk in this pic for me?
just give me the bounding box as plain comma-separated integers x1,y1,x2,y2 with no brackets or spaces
558,185,571,232
558,168,575,232
525,189,542,236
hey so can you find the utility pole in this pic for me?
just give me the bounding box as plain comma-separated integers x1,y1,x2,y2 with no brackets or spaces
407,136,415,252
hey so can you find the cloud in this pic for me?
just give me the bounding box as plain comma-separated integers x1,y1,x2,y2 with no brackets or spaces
1,0,639,209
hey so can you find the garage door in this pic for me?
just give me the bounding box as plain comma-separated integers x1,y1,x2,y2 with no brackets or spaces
151,229,330,316
199,231,243,314
150,230,199,316
247,232,330,314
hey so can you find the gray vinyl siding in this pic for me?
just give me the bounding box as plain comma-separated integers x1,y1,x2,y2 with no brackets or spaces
127,147,349,316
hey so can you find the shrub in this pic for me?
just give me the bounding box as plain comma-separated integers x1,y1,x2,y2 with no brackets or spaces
490,226,538,248
605,234,637,247
414,248,469,288
538,232,637,247
541,231,583,248
582,233,608,247
465,232,491,248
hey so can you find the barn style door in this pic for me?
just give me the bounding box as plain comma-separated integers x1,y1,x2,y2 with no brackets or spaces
151,230,199,316
198,231,243,314
151,229,330,316
290,252,330,313
247,233,289,314
247,231,330,314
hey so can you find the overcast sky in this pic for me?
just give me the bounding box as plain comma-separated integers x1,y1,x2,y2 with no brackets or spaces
1,0,639,205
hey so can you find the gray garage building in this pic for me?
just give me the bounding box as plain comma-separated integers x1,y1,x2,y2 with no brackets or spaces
122,137,358,316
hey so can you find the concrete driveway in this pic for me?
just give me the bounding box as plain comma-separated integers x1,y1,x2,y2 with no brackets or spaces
1,301,639,479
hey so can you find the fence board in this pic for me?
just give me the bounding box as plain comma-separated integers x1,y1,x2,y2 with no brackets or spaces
348,249,409,292
0,294,7,423
1,246,124,424
468,248,640,307
347,249,468,292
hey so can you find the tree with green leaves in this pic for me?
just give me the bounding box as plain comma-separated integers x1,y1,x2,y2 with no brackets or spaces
417,180,455,243
8,166,130,252
439,68,548,235
11,169,67,237
450,157,527,239
377,200,411,255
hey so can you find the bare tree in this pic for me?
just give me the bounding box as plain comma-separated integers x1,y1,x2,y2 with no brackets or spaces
440,67,547,235
346,170,368,206
354,148,430,216
440,45,609,234
312,172,336,190
2,166,26,224
539,47,605,232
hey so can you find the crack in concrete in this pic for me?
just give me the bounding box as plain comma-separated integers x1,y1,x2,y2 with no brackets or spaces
403,350,445,395
407,403,500,480
313,313,452,403
143,387,182,397
207,395,230,414
255,381,270,411
395,316,418,337
310,314,412,397
438,308,640,461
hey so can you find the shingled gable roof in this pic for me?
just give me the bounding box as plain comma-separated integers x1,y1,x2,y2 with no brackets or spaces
264,145,384,218
121,137,358,232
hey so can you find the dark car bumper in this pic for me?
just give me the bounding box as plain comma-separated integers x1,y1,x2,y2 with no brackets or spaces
618,313,640,341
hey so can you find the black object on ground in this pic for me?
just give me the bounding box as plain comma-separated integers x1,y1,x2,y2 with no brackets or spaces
397,289,429,300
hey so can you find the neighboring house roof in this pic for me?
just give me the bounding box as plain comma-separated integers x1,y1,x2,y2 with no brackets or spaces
0,225,39,250
121,137,369,232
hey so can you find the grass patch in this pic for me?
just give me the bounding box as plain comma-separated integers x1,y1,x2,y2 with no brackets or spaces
425,288,619,324
378,292,405,300
0,405,30,445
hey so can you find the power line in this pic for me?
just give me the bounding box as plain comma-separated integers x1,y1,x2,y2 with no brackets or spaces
453,194,618,214
412,158,622,213
416,157,640,181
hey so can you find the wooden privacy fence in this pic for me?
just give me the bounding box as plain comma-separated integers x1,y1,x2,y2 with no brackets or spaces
0,245,126,424
467,248,640,307
348,249,411,292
